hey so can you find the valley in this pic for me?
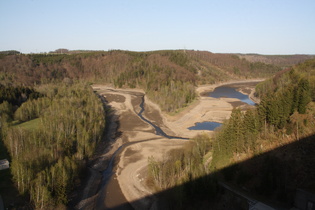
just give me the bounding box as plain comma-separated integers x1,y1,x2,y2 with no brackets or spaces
74,80,260,209
0,50,314,209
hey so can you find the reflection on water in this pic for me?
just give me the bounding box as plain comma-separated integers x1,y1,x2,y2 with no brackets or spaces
188,121,222,131
209,86,256,106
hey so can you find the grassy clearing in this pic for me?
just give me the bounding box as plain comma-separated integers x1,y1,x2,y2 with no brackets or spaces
13,118,41,130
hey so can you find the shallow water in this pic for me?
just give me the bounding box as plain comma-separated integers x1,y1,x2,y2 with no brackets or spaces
188,121,222,131
209,86,256,106
189,83,257,131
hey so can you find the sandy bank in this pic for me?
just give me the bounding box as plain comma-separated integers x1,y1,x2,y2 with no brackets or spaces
145,79,263,139
75,80,262,209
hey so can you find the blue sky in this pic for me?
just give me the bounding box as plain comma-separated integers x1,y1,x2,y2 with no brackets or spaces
1,0,314,54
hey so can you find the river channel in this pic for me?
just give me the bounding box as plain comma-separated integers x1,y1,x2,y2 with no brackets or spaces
99,95,188,189
99,82,258,190
92,81,260,209
95,94,187,209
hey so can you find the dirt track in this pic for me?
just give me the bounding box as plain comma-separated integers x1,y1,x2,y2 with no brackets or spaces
74,80,261,210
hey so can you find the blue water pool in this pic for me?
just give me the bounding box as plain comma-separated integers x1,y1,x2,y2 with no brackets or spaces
188,121,222,131
209,86,255,106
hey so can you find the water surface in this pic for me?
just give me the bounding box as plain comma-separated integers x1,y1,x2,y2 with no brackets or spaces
188,121,222,131
209,86,255,105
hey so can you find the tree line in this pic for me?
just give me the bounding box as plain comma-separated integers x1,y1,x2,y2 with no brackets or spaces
147,58,315,208
0,50,282,112
147,134,216,209
0,82,105,208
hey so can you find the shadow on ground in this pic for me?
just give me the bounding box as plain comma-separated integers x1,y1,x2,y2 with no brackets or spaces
107,133,315,210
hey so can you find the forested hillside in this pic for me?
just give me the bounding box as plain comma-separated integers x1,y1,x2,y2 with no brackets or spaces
0,50,283,112
148,58,315,208
0,50,312,208
237,54,315,67
0,83,105,208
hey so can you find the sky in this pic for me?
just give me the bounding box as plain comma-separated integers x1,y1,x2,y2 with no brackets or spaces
0,0,314,54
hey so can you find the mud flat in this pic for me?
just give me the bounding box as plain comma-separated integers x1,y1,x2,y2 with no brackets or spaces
89,86,187,209
162,79,262,138
75,80,262,210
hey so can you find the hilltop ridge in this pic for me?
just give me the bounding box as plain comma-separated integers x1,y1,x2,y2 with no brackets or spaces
236,53,314,67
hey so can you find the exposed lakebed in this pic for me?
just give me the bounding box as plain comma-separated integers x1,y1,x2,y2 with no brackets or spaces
190,82,258,131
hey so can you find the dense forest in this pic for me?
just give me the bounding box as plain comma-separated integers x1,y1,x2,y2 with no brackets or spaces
0,82,105,208
147,58,315,209
0,50,284,112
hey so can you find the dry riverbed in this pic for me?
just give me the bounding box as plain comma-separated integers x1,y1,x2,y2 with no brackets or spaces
74,80,261,210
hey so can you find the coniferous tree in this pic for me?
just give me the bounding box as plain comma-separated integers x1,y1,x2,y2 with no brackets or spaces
297,78,311,114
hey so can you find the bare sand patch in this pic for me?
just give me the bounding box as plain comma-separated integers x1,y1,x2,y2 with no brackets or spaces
117,138,186,210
